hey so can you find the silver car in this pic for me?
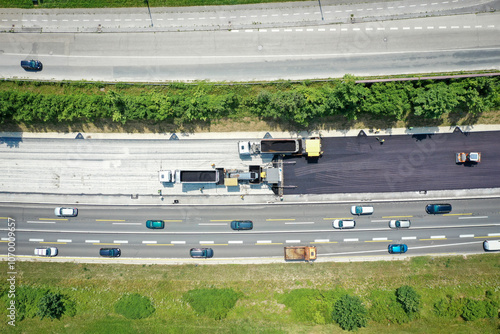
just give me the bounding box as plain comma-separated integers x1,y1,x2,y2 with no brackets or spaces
389,220,411,229
333,219,356,229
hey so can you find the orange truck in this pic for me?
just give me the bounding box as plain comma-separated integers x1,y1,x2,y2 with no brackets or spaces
284,246,317,262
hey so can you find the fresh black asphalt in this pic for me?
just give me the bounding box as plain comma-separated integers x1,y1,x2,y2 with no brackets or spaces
283,130,500,194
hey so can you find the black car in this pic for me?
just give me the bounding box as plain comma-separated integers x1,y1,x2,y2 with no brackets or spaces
425,204,452,214
99,248,121,257
190,248,214,258
230,220,253,230
21,60,43,71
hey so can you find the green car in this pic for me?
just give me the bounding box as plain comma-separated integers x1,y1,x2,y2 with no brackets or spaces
146,220,165,229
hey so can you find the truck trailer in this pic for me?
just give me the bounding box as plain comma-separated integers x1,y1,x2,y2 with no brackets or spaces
238,137,322,157
175,168,224,184
284,246,317,262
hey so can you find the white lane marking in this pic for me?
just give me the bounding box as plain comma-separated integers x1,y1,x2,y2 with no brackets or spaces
489,233,500,236
460,234,474,238
199,223,227,225
245,30,253,32
142,241,157,244
83,19,89,22
112,223,141,225
488,25,495,28
458,216,488,219
200,241,214,244
353,28,360,31
475,25,482,28
377,27,385,30
410,4,416,7
257,240,272,243
178,18,184,20
387,7,394,9
2,238,10,241
272,14,278,17
451,26,459,29
398,5,405,8
371,220,387,223
403,27,410,30
315,239,330,242
231,30,239,33
283,14,289,16
62,19,68,22
318,28,325,31
286,240,301,243
199,17,205,20
372,237,387,241
443,1,449,3
104,19,111,22
228,240,243,244
439,26,447,29
72,19,79,22
415,27,422,29
463,25,470,28
296,28,303,32
27,221,55,224
307,28,314,32
219,16,226,19
262,14,268,17
12,19,18,21
357,8,363,11
171,241,186,244
260,29,267,32
285,222,314,225
330,28,337,31
57,239,72,243
431,2,438,5
367,8,373,10
113,240,128,244
402,236,417,240
272,29,280,32
341,28,348,31
284,29,292,32
366,27,373,31
29,238,44,242
390,27,398,30
344,238,359,242
157,18,163,21
427,26,435,29
335,10,342,13
431,235,446,239
86,240,100,243
421,3,428,6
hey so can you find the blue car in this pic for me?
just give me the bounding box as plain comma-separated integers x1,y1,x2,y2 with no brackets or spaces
425,204,452,214
388,244,408,254
230,220,253,230
21,59,43,71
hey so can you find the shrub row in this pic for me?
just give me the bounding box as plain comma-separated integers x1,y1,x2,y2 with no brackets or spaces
1,76,499,128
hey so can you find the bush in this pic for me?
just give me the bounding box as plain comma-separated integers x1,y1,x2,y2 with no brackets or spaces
462,298,486,321
9,286,48,321
368,290,409,324
37,292,65,320
279,288,335,324
396,285,420,317
332,294,367,331
433,295,464,318
114,293,155,319
183,288,241,320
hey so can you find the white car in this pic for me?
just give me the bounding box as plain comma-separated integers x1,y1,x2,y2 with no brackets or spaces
389,220,411,229
34,247,58,257
333,219,356,229
350,205,374,215
54,207,78,217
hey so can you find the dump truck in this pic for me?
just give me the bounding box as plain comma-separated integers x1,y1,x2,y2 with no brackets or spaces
238,137,322,157
284,246,317,262
175,168,224,184
456,152,481,163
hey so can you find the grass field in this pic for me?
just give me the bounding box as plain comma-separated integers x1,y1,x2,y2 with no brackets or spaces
1,255,499,333
1,0,303,9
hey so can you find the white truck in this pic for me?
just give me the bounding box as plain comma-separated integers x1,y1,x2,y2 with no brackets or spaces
34,247,58,257
238,137,322,158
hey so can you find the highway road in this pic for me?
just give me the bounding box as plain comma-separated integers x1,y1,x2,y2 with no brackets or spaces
1,12,499,81
2,198,499,260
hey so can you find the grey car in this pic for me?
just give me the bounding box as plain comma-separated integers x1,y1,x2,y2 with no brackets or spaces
190,248,214,258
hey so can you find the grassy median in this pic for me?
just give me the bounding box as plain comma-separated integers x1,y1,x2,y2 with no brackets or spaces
1,254,499,333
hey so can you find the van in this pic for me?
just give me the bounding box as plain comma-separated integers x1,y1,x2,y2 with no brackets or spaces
483,240,500,251
425,204,452,214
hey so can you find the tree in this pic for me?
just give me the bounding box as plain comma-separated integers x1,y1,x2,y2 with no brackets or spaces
37,292,65,320
396,285,420,317
332,294,367,331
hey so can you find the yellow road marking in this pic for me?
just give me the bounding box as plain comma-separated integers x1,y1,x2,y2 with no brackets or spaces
0,217,11,219
96,219,126,222
40,242,67,244
311,241,338,244
420,238,447,241
146,244,174,246
443,213,472,216
382,216,413,218
39,218,67,221
474,236,500,239
266,218,295,221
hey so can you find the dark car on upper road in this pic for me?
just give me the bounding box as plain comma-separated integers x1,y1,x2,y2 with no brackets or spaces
425,204,452,214
146,220,165,229
99,248,121,257
190,248,214,258
21,59,43,71
388,244,408,254
230,220,253,230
